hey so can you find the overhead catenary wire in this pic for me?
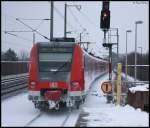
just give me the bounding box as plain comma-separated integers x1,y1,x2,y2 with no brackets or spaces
16,18,51,20
4,30,33,32
3,13,50,41
34,20,45,31
54,6,78,34
3,13,49,34
68,7,85,30
69,3,99,32
66,6,97,44
66,7,106,58
79,9,99,30
4,31,33,42
3,13,20,23
3,13,28,30
16,18,50,41
74,6,104,44
54,4,92,42
17,18,51,31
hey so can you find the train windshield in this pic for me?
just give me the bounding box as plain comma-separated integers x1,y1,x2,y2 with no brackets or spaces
38,47,73,81
39,53,72,72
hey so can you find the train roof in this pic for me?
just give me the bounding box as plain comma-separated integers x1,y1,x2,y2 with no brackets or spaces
36,37,76,47
82,48,109,63
36,41,75,48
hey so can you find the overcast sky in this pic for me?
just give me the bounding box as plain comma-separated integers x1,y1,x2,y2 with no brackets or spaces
1,1,149,57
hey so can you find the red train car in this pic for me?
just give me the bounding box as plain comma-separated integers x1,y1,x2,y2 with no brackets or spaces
28,41,109,109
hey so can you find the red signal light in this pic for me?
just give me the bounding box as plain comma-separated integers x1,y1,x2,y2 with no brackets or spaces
102,12,108,20
103,12,107,17
100,10,110,29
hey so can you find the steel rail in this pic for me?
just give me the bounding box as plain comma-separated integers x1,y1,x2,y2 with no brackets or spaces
1,74,28,99
24,112,43,127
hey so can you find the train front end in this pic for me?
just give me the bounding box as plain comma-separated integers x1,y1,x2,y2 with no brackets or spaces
28,42,77,110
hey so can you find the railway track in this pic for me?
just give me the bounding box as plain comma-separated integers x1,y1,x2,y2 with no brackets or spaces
61,110,73,126
2,73,108,126
24,108,80,127
22,73,105,127
1,73,28,99
24,112,43,127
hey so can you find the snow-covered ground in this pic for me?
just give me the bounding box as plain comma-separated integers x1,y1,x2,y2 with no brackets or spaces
82,105,149,127
1,92,80,127
2,92,40,126
2,73,149,127
80,73,149,127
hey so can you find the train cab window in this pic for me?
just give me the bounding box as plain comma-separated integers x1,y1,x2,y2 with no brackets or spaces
39,53,72,72
38,47,73,81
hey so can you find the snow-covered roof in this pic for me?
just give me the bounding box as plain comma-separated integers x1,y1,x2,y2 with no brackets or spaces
129,84,149,93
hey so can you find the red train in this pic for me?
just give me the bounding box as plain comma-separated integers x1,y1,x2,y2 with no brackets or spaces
28,41,109,110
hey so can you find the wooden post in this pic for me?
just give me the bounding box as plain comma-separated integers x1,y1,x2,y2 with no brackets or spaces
116,63,122,105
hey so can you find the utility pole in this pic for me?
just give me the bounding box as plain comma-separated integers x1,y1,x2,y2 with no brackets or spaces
100,1,111,79
125,30,132,83
87,42,90,50
138,46,143,80
79,29,87,46
134,20,143,82
33,32,35,44
109,44,112,80
50,1,54,41
64,3,81,39
64,3,67,38
80,33,81,43
116,28,119,57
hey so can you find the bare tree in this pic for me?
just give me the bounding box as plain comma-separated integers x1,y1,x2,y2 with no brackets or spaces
18,50,29,61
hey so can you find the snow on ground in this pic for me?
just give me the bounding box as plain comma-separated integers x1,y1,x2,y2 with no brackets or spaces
63,110,81,127
1,92,79,127
2,73,149,127
28,110,68,127
80,73,149,127
2,92,40,126
82,105,148,127
29,109,80,127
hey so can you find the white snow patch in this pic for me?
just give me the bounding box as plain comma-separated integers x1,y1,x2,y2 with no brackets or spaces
81,73,149,127
2,93,40,126
63,110,81,127
82,105,149,127
2,93,80,127
2,73,148,127
129,84,149,93
29,109,80,127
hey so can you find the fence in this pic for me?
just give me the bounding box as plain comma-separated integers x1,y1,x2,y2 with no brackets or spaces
1,61,29,76
127,91,149,112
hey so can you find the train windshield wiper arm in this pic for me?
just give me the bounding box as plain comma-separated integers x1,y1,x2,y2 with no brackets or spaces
53,59,70,74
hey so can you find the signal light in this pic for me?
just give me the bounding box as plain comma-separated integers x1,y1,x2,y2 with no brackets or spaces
100,10,110,29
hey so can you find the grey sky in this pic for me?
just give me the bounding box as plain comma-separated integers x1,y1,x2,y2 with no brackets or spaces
1,1,149,57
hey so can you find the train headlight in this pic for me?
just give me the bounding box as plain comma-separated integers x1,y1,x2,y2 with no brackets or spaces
30,81,37,89
71,81,80,86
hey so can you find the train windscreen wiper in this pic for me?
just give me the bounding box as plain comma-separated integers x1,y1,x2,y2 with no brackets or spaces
53,59,71,75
